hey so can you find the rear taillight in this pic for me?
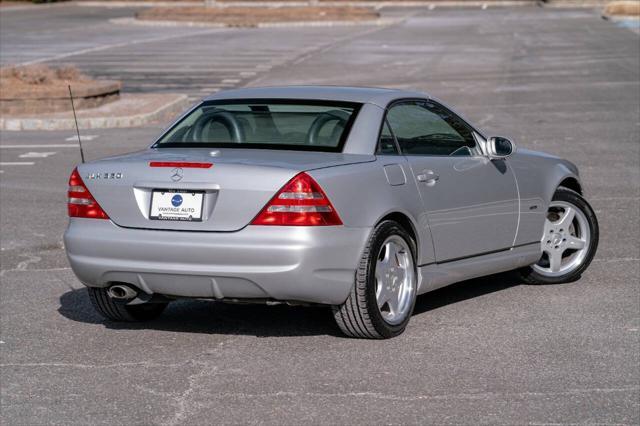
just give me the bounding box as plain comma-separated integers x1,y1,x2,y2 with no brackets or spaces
68,167,109,219
251,172,342,226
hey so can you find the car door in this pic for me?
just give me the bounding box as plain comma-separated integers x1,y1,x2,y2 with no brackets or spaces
386,100,519,262
375,118,437,267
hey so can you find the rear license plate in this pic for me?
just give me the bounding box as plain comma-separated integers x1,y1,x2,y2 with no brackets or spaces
149,189,204,222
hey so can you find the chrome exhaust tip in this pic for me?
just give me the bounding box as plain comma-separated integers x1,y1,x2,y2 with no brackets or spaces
107,284,137,300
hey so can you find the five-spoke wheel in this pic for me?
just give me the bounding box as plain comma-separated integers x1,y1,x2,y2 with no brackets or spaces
333,221,417,338
519,187,599,284
374,236,416,326
534,201,590,277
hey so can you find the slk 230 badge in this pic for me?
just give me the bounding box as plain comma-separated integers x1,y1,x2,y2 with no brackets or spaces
86,172,123,180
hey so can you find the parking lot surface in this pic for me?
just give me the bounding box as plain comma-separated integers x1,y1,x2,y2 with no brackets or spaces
1,5,639,425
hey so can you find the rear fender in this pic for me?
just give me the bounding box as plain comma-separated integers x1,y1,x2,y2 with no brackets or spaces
307,159,436,267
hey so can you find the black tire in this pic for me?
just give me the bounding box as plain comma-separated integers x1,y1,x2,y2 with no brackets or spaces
517,187,599,284
88,287,168,322
332,220,417,339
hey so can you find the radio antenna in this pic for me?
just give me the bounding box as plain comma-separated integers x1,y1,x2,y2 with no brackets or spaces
68,85,85,163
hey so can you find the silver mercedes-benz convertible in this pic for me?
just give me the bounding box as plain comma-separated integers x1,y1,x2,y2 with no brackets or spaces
64,86,599,338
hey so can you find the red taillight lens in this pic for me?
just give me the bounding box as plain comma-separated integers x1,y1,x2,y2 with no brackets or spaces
251,172,342,226
68,168,109,219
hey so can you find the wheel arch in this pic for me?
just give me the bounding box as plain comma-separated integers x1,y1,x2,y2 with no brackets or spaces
374,211,419,256
557,176,582,195
542,164,582,206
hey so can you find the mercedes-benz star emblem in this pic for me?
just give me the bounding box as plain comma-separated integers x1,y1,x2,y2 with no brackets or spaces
171,167,183,182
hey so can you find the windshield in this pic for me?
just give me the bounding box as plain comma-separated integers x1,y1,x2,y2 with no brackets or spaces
154,100,362,152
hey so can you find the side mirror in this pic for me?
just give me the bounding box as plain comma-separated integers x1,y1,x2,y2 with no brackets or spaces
486,136,515,159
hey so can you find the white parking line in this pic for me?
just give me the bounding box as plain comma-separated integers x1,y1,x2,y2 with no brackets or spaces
65,135,98,142
0,144,78,149
0,162,35,166
17,29,224,66
19,152,56,158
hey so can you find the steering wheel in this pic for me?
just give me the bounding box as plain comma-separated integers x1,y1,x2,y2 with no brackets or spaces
307,110,350,145
188,110,244,143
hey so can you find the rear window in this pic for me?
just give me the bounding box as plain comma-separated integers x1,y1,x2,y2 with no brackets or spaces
153,99,362,152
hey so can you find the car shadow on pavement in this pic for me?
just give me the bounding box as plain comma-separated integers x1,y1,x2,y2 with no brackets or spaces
412,271,524,316
58,287,340,337
58,271,526,338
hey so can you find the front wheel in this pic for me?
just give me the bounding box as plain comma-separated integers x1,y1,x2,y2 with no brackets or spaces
518,187,599,284
333,221,417,339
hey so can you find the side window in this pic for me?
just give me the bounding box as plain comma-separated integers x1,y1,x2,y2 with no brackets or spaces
376,119,399,155
386,101,476,156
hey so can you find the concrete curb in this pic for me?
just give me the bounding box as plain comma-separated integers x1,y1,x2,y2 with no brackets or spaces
0,94,190,131
110,16,400,28
76,0,535,8
110,17,225,28
77,1,203,6
541,0,608,7
220,0,533,6
256,17,399,27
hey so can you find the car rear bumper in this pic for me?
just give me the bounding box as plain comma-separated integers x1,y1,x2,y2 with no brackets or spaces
64,218,370,305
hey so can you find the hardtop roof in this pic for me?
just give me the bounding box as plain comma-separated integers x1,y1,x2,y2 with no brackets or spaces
203,86,429,108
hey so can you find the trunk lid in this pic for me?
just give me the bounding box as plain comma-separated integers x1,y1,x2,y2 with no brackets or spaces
78,148,374,231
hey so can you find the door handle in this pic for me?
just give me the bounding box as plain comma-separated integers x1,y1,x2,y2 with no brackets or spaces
417,171,440,185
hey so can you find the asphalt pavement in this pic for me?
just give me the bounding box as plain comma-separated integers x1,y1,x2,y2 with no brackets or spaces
1,4,639,425
0,5,374,99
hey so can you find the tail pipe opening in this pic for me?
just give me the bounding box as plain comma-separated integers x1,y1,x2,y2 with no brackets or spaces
107,284,138,300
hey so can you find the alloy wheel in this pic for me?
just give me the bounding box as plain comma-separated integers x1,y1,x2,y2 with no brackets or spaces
533,200,591,278
374,235,416,325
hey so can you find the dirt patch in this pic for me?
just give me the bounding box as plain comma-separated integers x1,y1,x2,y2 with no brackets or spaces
136,6,380,27
2,65,90,97
0,1,32,7
0,65,121,115
75,0,195,2
213,0,422,1
215,0,326,2
604,1,640,16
